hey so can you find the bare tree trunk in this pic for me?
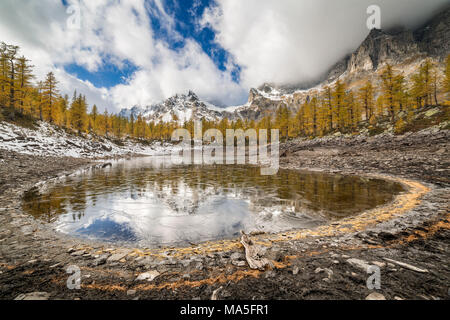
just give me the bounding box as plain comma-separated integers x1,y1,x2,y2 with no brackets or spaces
8,59,15,119
240,231,274,271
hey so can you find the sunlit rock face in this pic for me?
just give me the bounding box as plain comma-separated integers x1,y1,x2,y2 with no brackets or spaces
22,157,404,247
345,28,420,75
328,8,449,82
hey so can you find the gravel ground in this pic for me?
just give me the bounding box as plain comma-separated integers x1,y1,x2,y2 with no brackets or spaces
0,128,449,300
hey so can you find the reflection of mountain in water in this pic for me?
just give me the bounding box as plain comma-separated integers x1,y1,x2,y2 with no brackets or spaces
153,181,212,215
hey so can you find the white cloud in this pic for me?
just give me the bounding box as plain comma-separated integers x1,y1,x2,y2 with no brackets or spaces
0,0,447,112
0,0,246,111
202,0,449,89
110,39,247,107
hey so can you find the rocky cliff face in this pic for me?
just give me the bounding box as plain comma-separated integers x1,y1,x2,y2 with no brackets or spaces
347,29,420,73
221,86,310,121
414,7,450,58
328,6,449,82
327,28,422,83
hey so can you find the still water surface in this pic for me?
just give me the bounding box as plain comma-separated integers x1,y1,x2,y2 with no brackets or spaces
22,157,404,246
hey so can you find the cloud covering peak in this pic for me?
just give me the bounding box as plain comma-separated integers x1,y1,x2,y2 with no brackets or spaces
201,0,449,89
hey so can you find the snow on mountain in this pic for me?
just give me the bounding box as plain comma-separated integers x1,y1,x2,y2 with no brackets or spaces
119,88,294,123
119,91,225,124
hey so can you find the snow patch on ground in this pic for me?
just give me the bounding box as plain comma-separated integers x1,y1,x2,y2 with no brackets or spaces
0,121,177,158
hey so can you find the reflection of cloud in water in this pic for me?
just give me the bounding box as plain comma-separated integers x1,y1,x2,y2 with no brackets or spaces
54,188,255,245
141,198,250,245
29,156,402,247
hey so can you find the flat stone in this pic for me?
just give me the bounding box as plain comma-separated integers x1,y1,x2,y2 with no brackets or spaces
136,270,160,282
71,250,86,256
127,290,136,296
231,260,246,267
292,266,300,275
372,261,386,268
315,267,333,278
366,292,386,300
15,292,51,300
107,252,128,262
424,108,439,118
180,259,191,268
137,257,155,266
230,252,244,260
347,258,370,272
20,225,34,235
90,254,109,266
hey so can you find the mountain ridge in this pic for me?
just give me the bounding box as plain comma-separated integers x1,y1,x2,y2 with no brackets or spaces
119,6,449,123
118,91,225,124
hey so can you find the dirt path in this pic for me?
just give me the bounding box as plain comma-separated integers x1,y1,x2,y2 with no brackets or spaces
0,129,449,300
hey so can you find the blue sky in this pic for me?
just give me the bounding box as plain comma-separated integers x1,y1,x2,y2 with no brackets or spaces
64,60,139,89
161,0,241,81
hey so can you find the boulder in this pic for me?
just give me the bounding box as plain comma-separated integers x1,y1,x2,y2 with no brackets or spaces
15,292,51,300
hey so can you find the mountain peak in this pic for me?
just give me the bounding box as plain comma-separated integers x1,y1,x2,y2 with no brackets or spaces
119,91,223,124
367,28,384,38
187,90,199,100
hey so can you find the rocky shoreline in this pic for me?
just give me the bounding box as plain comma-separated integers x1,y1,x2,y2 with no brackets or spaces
0,128,449,300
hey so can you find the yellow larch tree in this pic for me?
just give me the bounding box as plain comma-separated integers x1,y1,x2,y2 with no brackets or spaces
42,72,60,123
358,80,375,123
